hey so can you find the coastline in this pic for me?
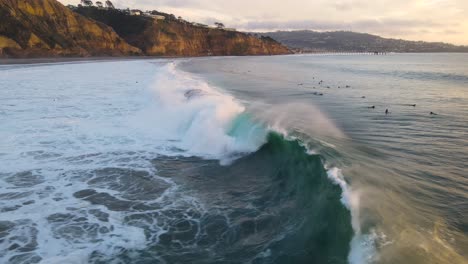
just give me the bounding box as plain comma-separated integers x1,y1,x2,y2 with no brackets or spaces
0,56,179,65
0,54,288,65
4,52,467,66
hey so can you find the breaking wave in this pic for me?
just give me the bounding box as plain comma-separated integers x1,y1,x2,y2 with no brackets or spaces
0,60,375,263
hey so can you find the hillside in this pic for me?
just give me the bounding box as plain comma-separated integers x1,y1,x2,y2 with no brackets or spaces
262,30,468,53
0,0,290,58
0,0,141,57
73,7,290,56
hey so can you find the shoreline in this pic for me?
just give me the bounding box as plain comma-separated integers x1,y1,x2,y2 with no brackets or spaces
0,56,182,65
2,52,467,65
0,54,288,65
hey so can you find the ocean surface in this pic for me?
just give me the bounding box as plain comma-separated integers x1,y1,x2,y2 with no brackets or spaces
0,53,467,264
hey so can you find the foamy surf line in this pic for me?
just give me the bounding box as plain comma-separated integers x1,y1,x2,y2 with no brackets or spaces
0,59,374,263
167,61,378,263
0,60,268,263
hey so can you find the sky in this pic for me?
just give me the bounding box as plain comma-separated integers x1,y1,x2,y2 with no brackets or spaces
60,0,468,45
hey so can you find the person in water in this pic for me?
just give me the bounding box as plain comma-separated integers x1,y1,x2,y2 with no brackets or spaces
430,112,437,115
385,109,389,114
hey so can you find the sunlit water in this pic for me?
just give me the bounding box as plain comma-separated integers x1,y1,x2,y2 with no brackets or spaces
0,54,466,264
181,53,468,264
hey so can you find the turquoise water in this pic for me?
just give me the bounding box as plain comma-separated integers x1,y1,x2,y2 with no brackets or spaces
0,54,466,263
181,53,468,263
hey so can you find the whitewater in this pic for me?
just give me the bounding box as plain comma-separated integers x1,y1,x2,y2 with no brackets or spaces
0,60,359,263
1,54,467,264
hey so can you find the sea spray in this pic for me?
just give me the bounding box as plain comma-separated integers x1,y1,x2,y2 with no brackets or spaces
152,61,372,263
327,167,378,264
143,62,268,160
0,59,360,263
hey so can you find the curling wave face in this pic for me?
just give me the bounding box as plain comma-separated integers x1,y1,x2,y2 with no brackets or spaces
0,60,360,264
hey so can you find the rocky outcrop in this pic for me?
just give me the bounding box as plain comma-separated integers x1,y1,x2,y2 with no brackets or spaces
0,0,141,57
126,19,290,56
0,0,291,58
75,7,291,56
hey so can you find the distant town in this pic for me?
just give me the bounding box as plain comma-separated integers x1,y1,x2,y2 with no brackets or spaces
261,30,468,53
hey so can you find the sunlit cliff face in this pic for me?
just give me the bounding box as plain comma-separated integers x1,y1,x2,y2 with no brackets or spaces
60,0,468,45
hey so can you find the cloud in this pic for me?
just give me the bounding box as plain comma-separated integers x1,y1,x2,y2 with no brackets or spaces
58,0,468,44
442,29,461,35
236,18,446,35
333,0,365,11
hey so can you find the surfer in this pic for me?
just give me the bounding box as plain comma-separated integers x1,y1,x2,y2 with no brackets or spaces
430,112,437,115
367,105,375,109
385,109,389,115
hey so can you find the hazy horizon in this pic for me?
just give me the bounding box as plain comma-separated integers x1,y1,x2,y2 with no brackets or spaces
60,0,468,45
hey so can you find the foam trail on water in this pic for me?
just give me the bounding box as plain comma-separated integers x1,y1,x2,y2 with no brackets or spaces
0,60,169,263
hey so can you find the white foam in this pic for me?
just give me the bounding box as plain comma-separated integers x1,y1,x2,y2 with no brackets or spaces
326,167,377,264
0,59,374,263
132,62,268,160
0,60,269,263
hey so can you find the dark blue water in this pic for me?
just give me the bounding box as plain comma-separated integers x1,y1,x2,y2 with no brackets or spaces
182,53,468,264
0,54,466,264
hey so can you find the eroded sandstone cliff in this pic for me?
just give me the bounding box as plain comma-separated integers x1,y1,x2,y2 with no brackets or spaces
0,0,291,58
74,7,291,56
0,0,140,57
132,21,291,56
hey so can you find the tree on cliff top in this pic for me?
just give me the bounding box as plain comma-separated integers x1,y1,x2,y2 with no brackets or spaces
214,22,225,29
105,1,115,9
81,0,93,7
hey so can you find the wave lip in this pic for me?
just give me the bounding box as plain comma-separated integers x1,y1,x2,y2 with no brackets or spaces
0,60,375,263
140,62,268,161
154,62,377,263
157,62,377,263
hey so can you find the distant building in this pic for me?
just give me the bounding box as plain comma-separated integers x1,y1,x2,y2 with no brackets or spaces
130,9,142,16
146,14,165,20
192,23,209,28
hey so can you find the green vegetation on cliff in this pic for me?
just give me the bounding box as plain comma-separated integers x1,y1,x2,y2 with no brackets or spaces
0,0,290,58
73,6,290,56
